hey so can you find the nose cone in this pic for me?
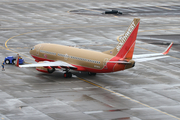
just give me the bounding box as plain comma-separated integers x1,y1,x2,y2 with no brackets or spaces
30,44,42,55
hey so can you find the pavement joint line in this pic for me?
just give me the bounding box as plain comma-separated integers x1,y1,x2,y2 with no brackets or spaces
4,24,132,51
136,46,158,53
1,23,180,30
4,23,180,119
117,28,180,42
5,25,180,61
4,24,151,55
156,6,172,10
84,9,102,13
77,77,180,120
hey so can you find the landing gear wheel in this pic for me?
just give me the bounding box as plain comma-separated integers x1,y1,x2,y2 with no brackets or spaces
5,59,10,64
64,73,67,78
63,72,72,78
88,72,96,76
68,72,72,78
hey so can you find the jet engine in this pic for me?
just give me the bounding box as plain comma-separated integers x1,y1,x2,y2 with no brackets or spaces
36,66,55,73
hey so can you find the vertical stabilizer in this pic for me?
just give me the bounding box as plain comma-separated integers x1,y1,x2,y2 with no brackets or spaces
103,18,140,60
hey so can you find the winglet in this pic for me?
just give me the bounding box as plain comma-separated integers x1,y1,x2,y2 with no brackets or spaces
163,42,173,55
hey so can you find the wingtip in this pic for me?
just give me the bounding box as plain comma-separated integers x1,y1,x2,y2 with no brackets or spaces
163,42,173,55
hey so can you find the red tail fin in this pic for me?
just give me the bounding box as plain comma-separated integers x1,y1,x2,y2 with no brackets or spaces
115,18,140,60
103,18,140,60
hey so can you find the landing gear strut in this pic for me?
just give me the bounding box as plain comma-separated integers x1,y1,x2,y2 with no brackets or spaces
63,69,72,78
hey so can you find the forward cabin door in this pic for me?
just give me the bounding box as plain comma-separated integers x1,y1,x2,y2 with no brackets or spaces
36,45,41,55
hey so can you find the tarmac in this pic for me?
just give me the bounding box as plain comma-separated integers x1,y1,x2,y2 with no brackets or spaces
0,0,180,120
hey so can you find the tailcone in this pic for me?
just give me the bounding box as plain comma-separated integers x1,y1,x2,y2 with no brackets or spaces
125,60,135,69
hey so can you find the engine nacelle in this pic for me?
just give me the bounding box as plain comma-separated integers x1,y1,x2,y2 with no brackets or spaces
36,66,55,73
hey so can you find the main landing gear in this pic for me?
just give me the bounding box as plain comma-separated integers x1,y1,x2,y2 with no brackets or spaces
63,69,97,78
63,72,72,78
63,69,72,78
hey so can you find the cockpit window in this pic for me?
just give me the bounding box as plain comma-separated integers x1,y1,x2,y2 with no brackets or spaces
31,47,35,50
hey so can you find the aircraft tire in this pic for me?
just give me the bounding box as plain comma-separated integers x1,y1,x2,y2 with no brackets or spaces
64,73,67,78
68,72,72,78
63,72,72,78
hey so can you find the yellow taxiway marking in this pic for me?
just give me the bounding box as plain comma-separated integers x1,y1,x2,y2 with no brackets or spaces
4,24,180,119
4,24,180,61
3,24,133,54
78,77,180,120
156,6,172,10
0,46,5,49
5,32,34,50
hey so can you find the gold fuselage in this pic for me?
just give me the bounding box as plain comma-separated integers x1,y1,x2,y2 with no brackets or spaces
30,43,115,70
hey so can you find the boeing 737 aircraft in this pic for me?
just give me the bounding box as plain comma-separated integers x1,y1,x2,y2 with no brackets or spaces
18,18,173,78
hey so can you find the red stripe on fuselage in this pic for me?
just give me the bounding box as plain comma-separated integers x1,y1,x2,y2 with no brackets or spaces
31,55,125,73
32,55,55,62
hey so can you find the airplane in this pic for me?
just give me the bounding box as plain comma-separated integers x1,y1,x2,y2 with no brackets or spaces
17,18,173,78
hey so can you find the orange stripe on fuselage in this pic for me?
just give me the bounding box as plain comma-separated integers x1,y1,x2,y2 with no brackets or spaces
125,42,136,60
32,55,55,62
113,63,126,72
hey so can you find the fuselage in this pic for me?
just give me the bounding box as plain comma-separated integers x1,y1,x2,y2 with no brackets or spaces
30,43,130,73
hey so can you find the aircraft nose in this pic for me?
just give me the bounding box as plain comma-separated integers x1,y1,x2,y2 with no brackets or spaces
31,46,35,51
30,46,35,54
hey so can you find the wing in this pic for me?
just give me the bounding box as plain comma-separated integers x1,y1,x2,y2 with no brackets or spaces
19,60,76,68
133,42,173,62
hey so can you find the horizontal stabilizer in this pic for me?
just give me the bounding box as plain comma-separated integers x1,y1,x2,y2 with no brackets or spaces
134,56,169,62
107,61,131,64
133,42,173,62
133,42,173,59
133,53,162,59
